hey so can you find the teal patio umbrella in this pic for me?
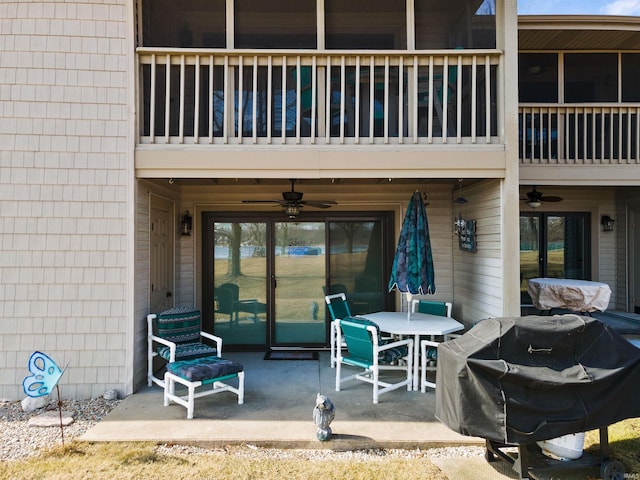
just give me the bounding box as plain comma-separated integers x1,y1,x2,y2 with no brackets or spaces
388,191,436,318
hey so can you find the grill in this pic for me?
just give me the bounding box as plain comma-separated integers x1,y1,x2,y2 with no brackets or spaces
435,314,640,479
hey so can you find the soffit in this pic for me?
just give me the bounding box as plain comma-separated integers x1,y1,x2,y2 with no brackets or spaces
519,15,640,50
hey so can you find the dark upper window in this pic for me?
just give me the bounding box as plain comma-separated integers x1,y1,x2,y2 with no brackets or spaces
141,0,226,48
564,53,617,103
415,0,496,49
519,53,558,103
235,0,316,49
622,53,640,102
325,0,406,49
140,0,496,50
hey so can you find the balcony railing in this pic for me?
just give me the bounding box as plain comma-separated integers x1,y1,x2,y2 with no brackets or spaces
519,105,640,164
137,48,501,146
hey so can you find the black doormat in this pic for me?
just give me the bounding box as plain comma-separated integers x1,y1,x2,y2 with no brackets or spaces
264,350,318,361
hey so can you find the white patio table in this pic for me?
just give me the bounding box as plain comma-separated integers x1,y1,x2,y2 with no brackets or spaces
357,311,464,391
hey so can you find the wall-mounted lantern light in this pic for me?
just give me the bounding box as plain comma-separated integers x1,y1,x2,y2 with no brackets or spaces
601,215,615,232
180,211,192,236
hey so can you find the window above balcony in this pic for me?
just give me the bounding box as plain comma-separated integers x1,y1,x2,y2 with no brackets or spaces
138,0,497,51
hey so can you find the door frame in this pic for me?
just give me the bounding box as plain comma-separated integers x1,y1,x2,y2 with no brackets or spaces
201,210,395,350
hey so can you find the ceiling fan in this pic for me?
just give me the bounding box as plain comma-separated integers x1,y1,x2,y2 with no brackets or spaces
522,187,563,208
242,179,337,218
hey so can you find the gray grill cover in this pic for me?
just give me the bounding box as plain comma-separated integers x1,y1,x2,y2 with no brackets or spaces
435,315,640,445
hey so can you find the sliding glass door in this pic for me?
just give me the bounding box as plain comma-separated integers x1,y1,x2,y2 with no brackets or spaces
202,212,393,350
520,212,591,305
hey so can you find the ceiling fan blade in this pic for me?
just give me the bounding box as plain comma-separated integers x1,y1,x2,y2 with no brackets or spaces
539,196,563,202
303,200,338,208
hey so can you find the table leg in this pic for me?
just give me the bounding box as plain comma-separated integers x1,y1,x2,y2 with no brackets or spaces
413,334,420,391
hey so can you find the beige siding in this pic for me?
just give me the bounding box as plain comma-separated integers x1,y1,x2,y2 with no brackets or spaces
133,181,150,391
453,180,504,326
0,1,130,400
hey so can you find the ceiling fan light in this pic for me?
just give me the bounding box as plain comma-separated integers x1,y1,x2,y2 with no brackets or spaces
527,200,542,208
283,204,301,218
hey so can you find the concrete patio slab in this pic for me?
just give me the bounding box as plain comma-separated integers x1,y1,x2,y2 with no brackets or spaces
82,351,482,449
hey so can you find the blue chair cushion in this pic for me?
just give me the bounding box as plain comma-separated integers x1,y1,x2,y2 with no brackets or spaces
379,339,410,364
157,342,217,362
167,356,244,382
156,306,202,345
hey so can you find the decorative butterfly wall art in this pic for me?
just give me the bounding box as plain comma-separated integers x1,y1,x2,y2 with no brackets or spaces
22,351,69,445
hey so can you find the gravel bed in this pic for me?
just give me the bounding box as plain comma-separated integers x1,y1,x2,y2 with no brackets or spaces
1,398,484,463
0,397,121,461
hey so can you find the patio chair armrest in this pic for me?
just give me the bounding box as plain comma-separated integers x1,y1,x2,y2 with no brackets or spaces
378,338,413,352
149,334,177,361
200,331,223,357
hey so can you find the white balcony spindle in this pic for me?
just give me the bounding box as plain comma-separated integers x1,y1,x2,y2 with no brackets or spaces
592,108,596,162
208,55,214,143
456,54,462,144
326,56,331,144
369,56,374,144
384,56,389,144
223,55,229,144
609,109,614,163
296,56,301,144
398,56,404,144
164,54,170,144
179,55,185,143
267,56,272,144
253,56,258,144
355,56,360,143
627,108,632,163
428,57,434,143
485,55,491,144
340,56,345,144
442,56,449,143
471,55,476,144
238,56,244,142
412,55,420,143
311,56,317,144
194,55,200,144
150,54,156,143
282,55,286,143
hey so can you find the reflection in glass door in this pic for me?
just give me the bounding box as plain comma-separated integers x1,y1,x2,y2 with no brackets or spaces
520,213,590,305
210,222,268,347
273,222,326,346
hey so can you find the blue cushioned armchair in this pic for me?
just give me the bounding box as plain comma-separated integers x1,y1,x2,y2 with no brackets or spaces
147,306,222,388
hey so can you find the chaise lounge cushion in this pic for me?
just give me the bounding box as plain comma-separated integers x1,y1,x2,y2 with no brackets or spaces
167,356,244,382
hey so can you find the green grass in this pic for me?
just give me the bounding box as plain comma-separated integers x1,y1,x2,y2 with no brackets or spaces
3,419,639,479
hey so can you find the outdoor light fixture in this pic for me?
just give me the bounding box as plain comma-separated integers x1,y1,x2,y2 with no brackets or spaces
180,211,192,236
283,204,301,219
601,215,615,232
527,199,542,208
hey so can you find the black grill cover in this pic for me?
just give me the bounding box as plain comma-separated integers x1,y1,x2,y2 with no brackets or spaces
435,315,640,445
